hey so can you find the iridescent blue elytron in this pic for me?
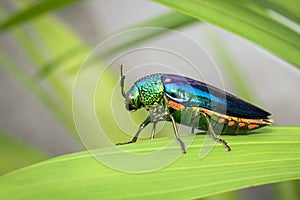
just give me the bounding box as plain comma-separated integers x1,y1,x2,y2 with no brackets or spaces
117,65,273,153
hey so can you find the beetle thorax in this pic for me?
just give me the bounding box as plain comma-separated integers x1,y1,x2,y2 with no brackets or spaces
136,74,165,109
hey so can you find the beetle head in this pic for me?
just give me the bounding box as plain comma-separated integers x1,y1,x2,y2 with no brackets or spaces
124,85,142,111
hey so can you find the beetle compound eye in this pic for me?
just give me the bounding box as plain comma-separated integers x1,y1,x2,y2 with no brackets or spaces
125,94,136,111
128,96,134,105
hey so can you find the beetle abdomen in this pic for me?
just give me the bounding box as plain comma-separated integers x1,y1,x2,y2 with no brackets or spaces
168,100,273,135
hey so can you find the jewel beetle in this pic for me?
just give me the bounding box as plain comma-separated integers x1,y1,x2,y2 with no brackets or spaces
117,65,273,153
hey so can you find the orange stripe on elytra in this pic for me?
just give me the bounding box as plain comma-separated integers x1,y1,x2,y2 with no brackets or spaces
228,121,235,126
169,101,185,110
204,110,213,116
248,124,259,129
199,107,213,116
238,122,246,127
218,118,225,123
170,103,271,128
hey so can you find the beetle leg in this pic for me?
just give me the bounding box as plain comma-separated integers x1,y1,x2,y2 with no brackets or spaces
201,113,231,151
116,116,151,145
150,122,157,140
190,111,201,134
191,127,195,134
170,115,186,154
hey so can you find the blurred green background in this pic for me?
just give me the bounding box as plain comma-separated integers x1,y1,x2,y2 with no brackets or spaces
0,0,299,199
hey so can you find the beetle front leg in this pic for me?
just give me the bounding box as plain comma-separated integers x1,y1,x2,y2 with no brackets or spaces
116,116,151,145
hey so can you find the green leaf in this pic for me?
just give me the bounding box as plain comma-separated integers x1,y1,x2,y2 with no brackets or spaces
275,180,300,200
0,130,47,175
153,0,300,68
0,51,72,133
0,10,91,139
0,127,299,199
249,0,300,25
0,0,84,30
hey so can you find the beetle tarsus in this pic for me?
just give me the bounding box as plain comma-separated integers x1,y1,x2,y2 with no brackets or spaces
116,136,138,145
177,138,186,154
116,139,135,146
208,126,232,151
215,138,231,151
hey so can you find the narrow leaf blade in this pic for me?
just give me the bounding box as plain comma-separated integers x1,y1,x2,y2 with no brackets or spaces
0,127,299,199
153,0,300,68
0,0,84,30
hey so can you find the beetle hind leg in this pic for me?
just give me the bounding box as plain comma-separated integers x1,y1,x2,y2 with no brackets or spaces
208,120,231,151
200,113,231,151
208,125,231,151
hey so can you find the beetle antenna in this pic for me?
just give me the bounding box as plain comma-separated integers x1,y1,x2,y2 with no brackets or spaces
120,64,126,98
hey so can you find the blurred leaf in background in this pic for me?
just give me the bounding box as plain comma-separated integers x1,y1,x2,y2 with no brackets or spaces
0,0,91,173
0,0,84,30
154,0,300,68
0,129,47,175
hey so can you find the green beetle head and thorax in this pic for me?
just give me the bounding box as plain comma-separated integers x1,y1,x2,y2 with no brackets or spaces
120,65,165,112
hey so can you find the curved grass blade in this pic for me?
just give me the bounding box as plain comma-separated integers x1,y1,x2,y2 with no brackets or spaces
249,0,300,25
153,0,300,68
0,51,73,132
36,12,196,76
0,0,84,30
0,127,299,199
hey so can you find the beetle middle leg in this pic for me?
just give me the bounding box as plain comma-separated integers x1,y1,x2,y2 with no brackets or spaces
150,122,157,140
170,114,186,154
116,116,151,145
190,111,203,134
191,127,195,134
